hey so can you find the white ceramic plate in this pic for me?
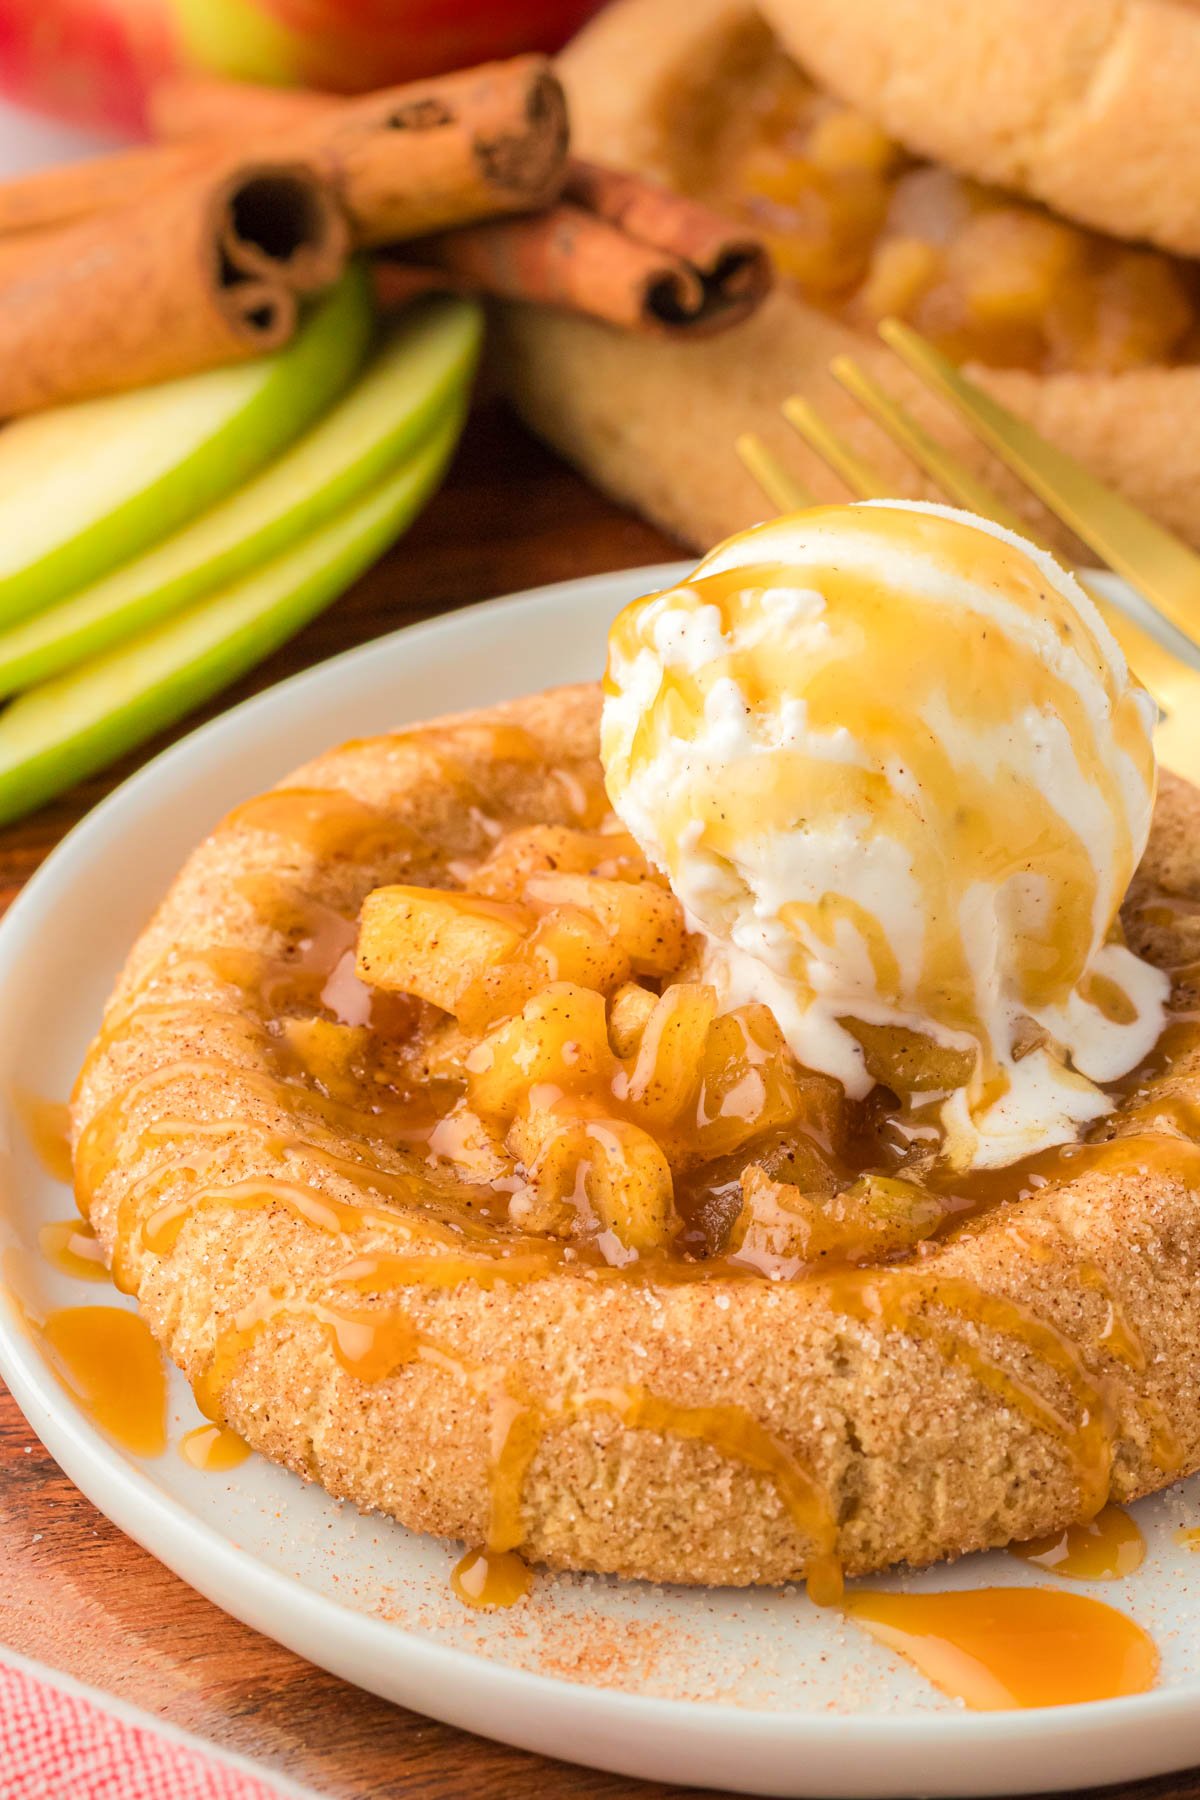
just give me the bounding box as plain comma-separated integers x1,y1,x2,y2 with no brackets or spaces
2,564,1200,1799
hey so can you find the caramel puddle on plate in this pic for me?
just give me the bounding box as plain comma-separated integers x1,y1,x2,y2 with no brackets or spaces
39,1306,166,1457
451,1547,532,1609
844,1587,1158,1709
1011,1504,1146,1580
179,1422,251,1472
38,1218,109,1283
13,1091,72,1183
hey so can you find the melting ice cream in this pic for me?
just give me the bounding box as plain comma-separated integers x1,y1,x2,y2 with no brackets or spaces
601,501,1167,1168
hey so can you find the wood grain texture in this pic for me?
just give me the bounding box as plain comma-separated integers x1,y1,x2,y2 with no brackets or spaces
0,401,1195,1800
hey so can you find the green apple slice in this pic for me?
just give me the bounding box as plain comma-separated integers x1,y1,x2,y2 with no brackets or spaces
0,265,372,631
0,400,465,828
0,297,482,698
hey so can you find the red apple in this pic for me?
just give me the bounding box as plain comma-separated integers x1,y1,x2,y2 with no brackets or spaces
0,0,605,137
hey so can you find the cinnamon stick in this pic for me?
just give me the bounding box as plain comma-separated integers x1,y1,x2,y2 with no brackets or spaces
0,142,215,238
148,76,335,142
0,58,567,253
377,164,773,338
148,58,569,246
0,161,343,416
0,147,348,294
565,162,772,317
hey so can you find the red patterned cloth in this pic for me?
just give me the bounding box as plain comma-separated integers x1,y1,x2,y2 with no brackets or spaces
0,1655,315,1800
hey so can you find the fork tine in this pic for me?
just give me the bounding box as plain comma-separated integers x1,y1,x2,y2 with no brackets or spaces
879,317,1200,645
765,379,1185,749
829,355,1031,538
781,395,890,498
734,432,816,512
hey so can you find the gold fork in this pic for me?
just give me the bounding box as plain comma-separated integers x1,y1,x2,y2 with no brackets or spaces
735,321,1200,781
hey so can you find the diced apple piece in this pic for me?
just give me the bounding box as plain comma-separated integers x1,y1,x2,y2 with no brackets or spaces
467,983,614,1119
525,904,631,992
841,1016,976,1095
734,1166,943,1266
607,981,658,1058
427,1100,514,1186
455,960,543,1036
693,1004,813,1160
520,1108,675,1255
523,872,686,975
356,885,529,1012
505,1102,581,1236
279,1016,370,1102
579,1116,676,1255
709,1005,848,1159
467,824,651,901
406,1015,478,1086
457,905,632,1033
618,982,715,1127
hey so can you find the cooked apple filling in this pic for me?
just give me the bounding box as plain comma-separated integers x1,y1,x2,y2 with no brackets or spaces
346,817,978,1272
699,58,1200,374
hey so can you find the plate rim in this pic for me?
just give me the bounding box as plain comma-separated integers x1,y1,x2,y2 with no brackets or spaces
0,561,1196,1788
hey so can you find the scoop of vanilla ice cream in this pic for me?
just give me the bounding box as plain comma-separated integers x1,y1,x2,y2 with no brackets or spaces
601,501,1168,1169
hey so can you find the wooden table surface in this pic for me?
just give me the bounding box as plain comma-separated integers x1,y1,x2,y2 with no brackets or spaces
0,403,1194,1800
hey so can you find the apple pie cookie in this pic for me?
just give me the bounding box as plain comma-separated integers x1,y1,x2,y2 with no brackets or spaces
71,694,1200,1597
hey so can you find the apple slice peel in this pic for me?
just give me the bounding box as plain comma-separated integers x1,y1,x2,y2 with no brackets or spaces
0,400,468,827
0,296,483,697
0,265,373,631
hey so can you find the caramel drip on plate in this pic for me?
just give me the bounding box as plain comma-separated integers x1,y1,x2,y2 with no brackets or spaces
38,1219,108,1282
843,1587,1157,1708
451,1546,532,1609
1011,1504,1145,1581
38,1306,166,1457
179,1422,251,1471
14,1092,72,1183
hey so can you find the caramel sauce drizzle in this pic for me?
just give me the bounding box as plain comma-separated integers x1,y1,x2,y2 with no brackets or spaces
193,1280,841,1603
179,1422,251,1472
844,1586,1157,1708
1000,1224,1181,1477
606,526,1154,1091
451,1545,532,1609
76,1054,413,1222
1012,1503,1145,1581
39,1218,107,1282
14,1092,72,1183
817,1267,1118,1518
222,785,426,862
38,1305,166,1457
67,767,1200,1618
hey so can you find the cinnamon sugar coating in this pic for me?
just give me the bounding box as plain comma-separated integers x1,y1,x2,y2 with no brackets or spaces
72,685,1200,1586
